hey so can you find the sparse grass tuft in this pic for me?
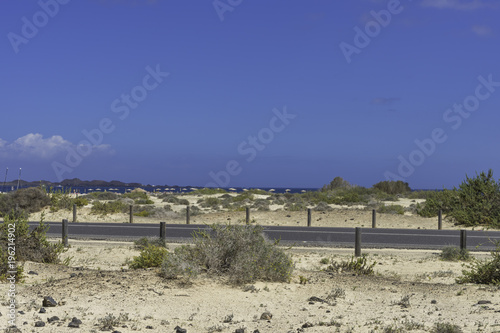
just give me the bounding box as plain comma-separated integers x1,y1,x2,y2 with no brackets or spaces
325,255,376,275
129,245,167,269
431,322,463,333
457,241,500,285
440,246,470,261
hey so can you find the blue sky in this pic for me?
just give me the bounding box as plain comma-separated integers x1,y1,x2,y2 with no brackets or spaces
1,0,499,189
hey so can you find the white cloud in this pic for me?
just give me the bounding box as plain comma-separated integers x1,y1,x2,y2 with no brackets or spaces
0,133,112,160
420,0,496,10
471,25,493,36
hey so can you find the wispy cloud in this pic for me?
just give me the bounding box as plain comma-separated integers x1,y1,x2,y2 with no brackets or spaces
0,133,112,160
420,0,496,11
371,97,400,105
471,25,493,36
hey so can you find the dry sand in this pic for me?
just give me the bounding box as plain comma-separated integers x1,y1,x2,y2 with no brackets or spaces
2,240,499,332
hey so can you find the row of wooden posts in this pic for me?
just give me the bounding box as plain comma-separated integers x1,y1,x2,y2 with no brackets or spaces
62,207,467,257
70,204,446,230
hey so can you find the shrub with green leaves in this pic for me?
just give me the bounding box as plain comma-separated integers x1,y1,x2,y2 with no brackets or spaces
440,246,470,261
160,224,294,284
418,170,500,227
134,237,166,250
0,187,50,218
378,204,405,215
0,215,65,281
325,255,376,275
372,180,411,195
91,201,127,215
129,244,167,269
457,242,500,285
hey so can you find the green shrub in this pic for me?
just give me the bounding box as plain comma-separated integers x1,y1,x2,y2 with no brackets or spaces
314,202,333,211
251,199,270,211
417,189,459,217
378,204,405,215
284,202,307,211
134,198,154,205
232,192,254,203
321,177,353,191
457,242,500,285
431,322,463,333
160,245,200,279
440,246,470,261
134,237,166,249
0,215,65,281
133,210,150,217
0,187,50,217
201,197,221,208
85,192,119,200
129,244,167,269
123,191,149,200
74,197,89,207
91,201,127,215
325,255,376,275
180,205,201,216
164,224,294,284
372,180,411,195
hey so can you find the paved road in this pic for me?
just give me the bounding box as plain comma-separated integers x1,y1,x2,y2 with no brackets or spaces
29,221,500,251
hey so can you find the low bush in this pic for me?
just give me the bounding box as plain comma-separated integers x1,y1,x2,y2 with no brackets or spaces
457,242,500,285
251,199,270,211
372,180,411,195
123,191,149,200
91,201,127,215
431,322,463,333
378,204,405,215
0,215,65,281
134,237,166,250
160,224,294,284
440,246,470,261
129,244,167,269
0,187,50,218
134,198,154,205
314,202,333,211
325,255,376,275
85,192,119,201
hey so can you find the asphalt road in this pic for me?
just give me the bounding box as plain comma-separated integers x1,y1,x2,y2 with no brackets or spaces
28,221,500,251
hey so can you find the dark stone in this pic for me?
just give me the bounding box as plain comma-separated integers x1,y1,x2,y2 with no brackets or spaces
70,273,77,278
47,316,60,323
307,296,326,303
253,330,260,333
302,322,314,328
146,326,153,329
35,321,46,327
175,326,187,333
72,317,82,324
477,300,492,305
39,308,46,313
235,329,245,333
431,300,437,304
28,271,38,275
43,296,57,307
18,311,25,314
260,311,272,320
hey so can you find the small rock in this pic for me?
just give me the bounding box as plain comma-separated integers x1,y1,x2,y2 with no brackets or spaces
235,329,245,333
70,273,77,278
43,296,57,307
175,326,187,333
28,271,38,275
477,300,492,305
18,311,25,315
253,330,260,333
307,296,326,303
431,300,437,304
146,326,153,329
39,308,46,313
35,321,46,327
47,316,60,323
260,311,272,320
302,322,314,328
68,317,82,328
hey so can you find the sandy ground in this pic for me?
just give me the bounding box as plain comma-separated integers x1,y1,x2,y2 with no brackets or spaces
1,239,500,332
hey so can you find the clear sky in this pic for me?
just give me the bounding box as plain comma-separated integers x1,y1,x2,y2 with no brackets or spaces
1,0,499,189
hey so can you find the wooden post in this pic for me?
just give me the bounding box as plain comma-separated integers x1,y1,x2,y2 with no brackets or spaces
372,209,376,228
307,208,311,227
62,219,68,247
438,209,442,230
186,206,190,225
246,207,250,225
460,229,467,250
355,227,362,257
160,222,166,241
73,204,77,223
129,205,133,224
